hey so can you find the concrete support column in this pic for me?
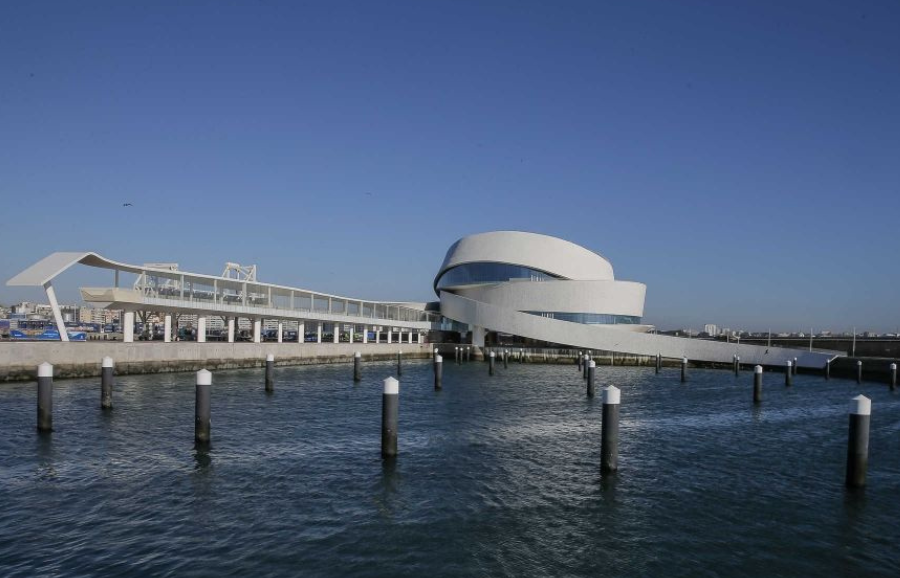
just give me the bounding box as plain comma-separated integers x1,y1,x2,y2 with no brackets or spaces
387,328,392,344
197,316,207,343
277,322,283,343
253,319,262,343
123,311,135,343
227,318,235,343
473,326,486,348
297,321,305,343
333,324,340,344
363,325,368,344
375,328,381,344
164,314,172,343
350,326,355,343
316,322,322,344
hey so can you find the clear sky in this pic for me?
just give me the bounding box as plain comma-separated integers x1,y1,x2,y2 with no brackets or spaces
2,0,898,333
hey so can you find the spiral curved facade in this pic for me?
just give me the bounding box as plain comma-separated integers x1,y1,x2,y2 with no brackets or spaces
435,231,649,346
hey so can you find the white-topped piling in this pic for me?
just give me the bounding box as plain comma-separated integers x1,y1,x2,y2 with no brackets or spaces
785,360,793,387
857,360,863,384
655,352,661,374
489,351,495,376
601,385,621,473
195,369,211,444
583,355,590,380
825,359,831,380
353,352,362,382
397,351,403,375
382,377,399,458
434,355,443,391
793,357,798,376
101,356,114,409
890,363,897,391
681,357,688,383
37,362,53,432
845,395,871,488
753,365,763,404
265,354,275,392
587,360,597,398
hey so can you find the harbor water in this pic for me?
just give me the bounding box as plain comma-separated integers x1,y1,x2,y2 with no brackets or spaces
1,361,898,577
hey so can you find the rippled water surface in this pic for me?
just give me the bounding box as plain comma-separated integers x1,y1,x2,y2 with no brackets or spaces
1,360,899,577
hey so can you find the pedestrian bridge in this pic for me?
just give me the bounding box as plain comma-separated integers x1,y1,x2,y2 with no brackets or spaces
8,252,439,343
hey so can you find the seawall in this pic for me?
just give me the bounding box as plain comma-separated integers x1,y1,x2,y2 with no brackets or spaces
0,342,432,382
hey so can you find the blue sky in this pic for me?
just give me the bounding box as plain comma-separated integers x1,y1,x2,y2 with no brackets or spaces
2,0,898,333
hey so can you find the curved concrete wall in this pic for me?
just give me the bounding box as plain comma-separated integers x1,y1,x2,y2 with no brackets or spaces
452,280,646,317
436,231,615,284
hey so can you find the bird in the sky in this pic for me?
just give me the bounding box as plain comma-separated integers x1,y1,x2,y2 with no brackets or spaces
123,202,133,207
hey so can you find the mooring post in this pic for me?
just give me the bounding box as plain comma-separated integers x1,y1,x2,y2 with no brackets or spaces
825,359,831,380
857,360,863,385
681,357,688,383
655,352,661,374
353,351,362,382
101,356,114,409
735,356,741,376
37,362,53,432
381,377,399,458
434,355,443,391
433,347,438,362
587,360,596,398
195,369,211,444
793,357,798,376
265,354,274,392
601,385,620,474
890,363,897,391
397,351,403,375
583,355,590,380
785,360,793,387
753,365,763,404
503,350,509,369
489,351,495,376
466,346,471,362
578,353,584,371
845,395,871,488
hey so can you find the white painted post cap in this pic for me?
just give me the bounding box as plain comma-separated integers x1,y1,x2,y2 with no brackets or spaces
588,360,596,368
682,357,688,363
754,365,763,374
102,356,114,368
490,352,495,357
787,360,792,367
891,363,897,370
434,348,438,353
383,376,399,395
857,360,862,366
436,355,443,363
38,362,53,377
603,385,621,405
196,369,212,386
736,356,740,361
850,395,871,416
266,354,274,362
355,351,361,358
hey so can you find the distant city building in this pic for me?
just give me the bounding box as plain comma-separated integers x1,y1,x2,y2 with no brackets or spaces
703,324,718,337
